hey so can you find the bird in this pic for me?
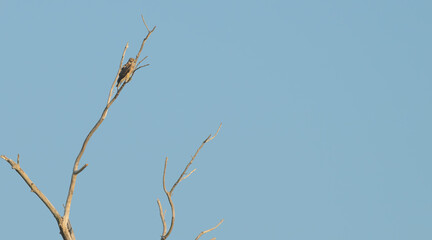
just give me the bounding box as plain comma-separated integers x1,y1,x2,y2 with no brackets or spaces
116,58,137,88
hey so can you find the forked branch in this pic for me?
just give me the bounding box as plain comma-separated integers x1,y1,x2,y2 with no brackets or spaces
170,124,221,194
158,124,223,240
115,17,156,91
62,19,156,231
2,17,155,240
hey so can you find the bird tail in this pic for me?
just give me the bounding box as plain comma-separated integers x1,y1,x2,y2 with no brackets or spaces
116,78,124,88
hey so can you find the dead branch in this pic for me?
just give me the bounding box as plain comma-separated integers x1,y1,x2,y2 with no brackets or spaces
158,124,223,240
115,19,155,91
136,16,156,62
170,123,222,194
2,15,224,240
157,199,167,236
62,19,156,232
2,16,155,240
107,42,129,105
195,219,224,240
0,155,62,223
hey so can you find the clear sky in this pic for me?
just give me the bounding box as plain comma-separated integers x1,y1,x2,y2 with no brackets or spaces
1,1,431,239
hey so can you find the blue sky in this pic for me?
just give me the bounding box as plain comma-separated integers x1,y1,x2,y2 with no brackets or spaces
1,1,431,239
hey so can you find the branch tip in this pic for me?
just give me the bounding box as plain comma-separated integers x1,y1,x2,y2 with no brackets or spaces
141,15,150,32
181,168,196,182
74,164,88,175
195,219,224,240
204,123,222,143
107,42,130,104
137,56,148,67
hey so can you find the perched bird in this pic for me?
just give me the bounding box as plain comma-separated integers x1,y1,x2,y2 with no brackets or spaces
116,58,137,88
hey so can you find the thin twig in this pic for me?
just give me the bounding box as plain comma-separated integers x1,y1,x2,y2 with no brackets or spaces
170,123,222,194
162,158,169,195
73,164,88,175
134,64,150,72
157,199,167,236
141,15,150,32
195,219,224,240
180,168,196,182
107,42,129,105
204,123,222,143
135,24,156,62
137,56,148,67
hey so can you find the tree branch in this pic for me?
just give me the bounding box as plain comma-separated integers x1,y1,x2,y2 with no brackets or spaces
136,16,156,62
159,124,222,240
63,19,156,229
116,19,156,90
73,164,88,175
0,155,62,224
107,42,129,105
2,16,156,240
195,219,224,240
170,123,221,194
157,199,167,236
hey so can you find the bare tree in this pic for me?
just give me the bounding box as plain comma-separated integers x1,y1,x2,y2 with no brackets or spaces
1,16,222,240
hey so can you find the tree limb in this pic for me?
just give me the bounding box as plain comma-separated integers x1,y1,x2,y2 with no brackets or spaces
170,123,221,194
0,155,62,223
158,124,223,240
63,18,156,231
